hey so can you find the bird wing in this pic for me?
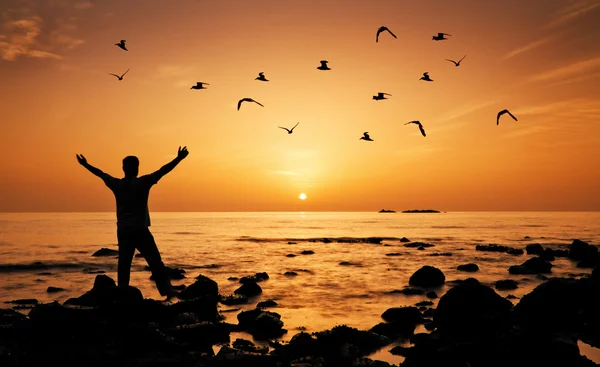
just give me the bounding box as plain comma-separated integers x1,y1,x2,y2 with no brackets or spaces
278,126,290,132
237,100,243,110
259,72,264,77
376,29,381,42
253,100,264,107
459,54,467,62
445,59,457,65
419,125,426,137
108,73,119,78
424,72,429,76
120,40,126,43
121,69,129,77
507,111,518,121
291,122,299,130
383,93,391,96
320,60,328,65
496,110,505,124
387,29,397,38
441,33,451,36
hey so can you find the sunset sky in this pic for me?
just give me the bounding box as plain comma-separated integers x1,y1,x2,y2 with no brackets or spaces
1,0,599,212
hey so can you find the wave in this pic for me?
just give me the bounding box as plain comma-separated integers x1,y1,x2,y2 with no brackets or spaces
235,236,399,244
0,261,85,273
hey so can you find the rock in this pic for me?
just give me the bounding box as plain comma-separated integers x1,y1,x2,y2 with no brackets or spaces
257,299,278,308
284,271,298,277
149,266,185,280
389,345,413,357
234,280,262,297
425,291,438,299
219,294,249,305
237,309,286,340
457,263,479,272
286,254,296,257
64,274,144,307
240,272,269,284
409,266,445,287
313,325,391,358
381,307,423,324
6,298,38,305
400,237,411,242
526,243,544,255
495,279,518,290
577,258,598,268
92,248,118,257
177,274,218,300
427,252,452,257
509,257,553,274
568,239,598,261
387,287,425,296
540,248,556,262
592,266,599,280
228,276,239,281
434,278,513,335
339,261,360,266
232,338,268,354
46,286,65,293
507,248,524,256
524,236,531,240
506,294,519,299
417,246,425,250
404,242,435,248
385,253,402,256
475,244,511,253
301,250,315,255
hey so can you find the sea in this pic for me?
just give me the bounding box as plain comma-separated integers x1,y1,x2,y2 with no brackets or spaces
1,211,599,364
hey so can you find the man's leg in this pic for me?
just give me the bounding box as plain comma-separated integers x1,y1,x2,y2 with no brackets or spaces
137,228,174,297
116,228,136,287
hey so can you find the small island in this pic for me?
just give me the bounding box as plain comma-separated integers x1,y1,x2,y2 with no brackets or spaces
402,209,441,213
378,209,396,213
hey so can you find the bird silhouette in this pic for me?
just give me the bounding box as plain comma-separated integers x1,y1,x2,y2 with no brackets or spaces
317,60,331,70
108,69,129,81
376,26,397,42
278,122,299,134
420,72,433,82
256,72,269,82
405,121,426,137
497,109,518,125
373,92,392,100
432,33,451,41
360,132,373,141
238,98,264,110
115,40,128,51
446,55,466,66
191,82,209,90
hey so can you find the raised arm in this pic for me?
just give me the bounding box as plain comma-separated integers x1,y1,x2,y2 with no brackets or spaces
76,154,110,179
150,146,189,181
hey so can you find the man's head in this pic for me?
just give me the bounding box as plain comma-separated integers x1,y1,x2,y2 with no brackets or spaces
122,156,139,177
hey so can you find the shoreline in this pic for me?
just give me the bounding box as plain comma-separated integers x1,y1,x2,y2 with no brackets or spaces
2,239,599,367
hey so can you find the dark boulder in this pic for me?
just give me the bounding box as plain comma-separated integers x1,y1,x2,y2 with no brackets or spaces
257,299,278,308
495,279,518,290
237,309,286,340
426,291,438,299
46,286,65,293
409,266,445,287
475,244,510,253
219,294,249,305
404,242,435,248
381,307,423,324
434,278,513,335
92,248,118,257
400,237,411,242
507,248,524,256
301,250,315,255
509,257,553,274
64,275,143,307
568,239,598,261
149,266,186,280
457,263,479,272
177,274,218,300
234,280,262,297
526,243,544,255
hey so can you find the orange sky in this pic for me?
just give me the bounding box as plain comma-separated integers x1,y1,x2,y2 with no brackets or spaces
1,0,600,212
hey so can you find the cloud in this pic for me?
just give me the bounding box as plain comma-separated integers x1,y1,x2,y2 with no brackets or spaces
503,36,555,60
0,1,89,62
528,56,600,83
545,0,600,29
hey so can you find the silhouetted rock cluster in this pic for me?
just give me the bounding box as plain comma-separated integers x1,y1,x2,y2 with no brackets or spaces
475,244,523,255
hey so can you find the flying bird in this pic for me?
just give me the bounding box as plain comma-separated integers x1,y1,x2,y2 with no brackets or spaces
115,40,128,51
108,69,129,81
278,122,299,134
256,72,269,82
420,72,433,82
360,132,373,141
446,55,466,66
432,33,451,41
405,121,426,137
317,60,331,70
191,82,209,90
496,109,518,125
376,26,397,42
373,92,392,101
238,98,264,110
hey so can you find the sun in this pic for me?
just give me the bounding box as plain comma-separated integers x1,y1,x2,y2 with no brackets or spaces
299,193,307,200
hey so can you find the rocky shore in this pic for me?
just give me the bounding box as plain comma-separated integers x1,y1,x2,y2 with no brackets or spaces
1,239,600,367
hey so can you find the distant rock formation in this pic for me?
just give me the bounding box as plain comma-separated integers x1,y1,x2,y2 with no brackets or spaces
378,209,396,213
402,209,441,213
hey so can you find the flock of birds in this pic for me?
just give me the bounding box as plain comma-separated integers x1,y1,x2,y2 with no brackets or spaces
111,28,519,141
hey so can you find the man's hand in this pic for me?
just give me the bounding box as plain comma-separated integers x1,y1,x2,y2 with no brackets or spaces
177,146,189,160
76,154,87,166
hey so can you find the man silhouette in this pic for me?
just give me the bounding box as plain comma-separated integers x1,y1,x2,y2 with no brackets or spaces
76,146,189,300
